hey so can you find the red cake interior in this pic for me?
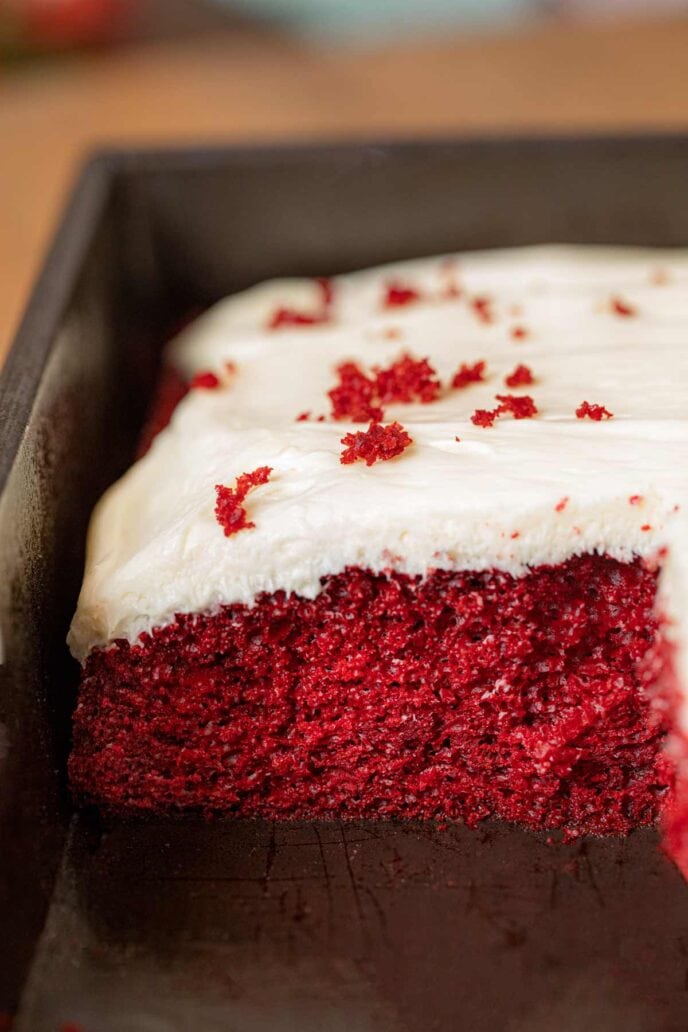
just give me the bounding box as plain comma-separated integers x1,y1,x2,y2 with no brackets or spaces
70,555,673,836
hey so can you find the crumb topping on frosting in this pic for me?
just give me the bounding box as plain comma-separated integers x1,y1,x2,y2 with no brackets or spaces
576,401,614,421
214,467,272,537
340,421,412,466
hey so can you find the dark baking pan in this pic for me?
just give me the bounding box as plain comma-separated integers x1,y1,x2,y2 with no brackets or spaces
3,135,688,1032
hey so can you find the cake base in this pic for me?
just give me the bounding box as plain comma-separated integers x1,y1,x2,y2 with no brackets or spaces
70,555,672,836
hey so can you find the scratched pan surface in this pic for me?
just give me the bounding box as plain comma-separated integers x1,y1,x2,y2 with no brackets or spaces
3,137,688,1031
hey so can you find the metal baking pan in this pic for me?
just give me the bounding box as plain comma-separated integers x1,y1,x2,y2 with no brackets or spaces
2,136,688,1031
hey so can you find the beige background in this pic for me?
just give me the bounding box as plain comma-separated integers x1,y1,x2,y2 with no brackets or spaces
3,13,688,363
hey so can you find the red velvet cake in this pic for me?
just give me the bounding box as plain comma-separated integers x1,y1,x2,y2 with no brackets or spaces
67,246,688,874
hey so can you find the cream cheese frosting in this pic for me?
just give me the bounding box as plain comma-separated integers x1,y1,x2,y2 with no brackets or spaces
68,245,688,730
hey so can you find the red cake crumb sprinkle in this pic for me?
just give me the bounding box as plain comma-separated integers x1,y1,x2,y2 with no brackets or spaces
330,353,442,418
555,497,569,513
629,494,643,505
214,466,272,537
610,295,636,317
268,277,334,329
641,524,652,532
471,408,498,428
452,360,486,389
471,393,537,428
510,325,528,341
454,435,461,442
190,370,220,390
328,361,383,423
495,394,538,419
340,421,412,465
296,411,311,421
471,296,494,324
375,353,441,404
576,401,614,421
504,363,534,388
383,281,422,308
510,531,520,539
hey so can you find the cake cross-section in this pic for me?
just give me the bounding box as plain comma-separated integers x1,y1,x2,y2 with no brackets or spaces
68,245,688,874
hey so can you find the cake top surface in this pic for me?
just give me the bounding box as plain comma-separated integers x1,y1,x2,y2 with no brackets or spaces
68,245,688,706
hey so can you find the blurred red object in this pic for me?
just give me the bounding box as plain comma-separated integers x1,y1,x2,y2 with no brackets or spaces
7,0,133,49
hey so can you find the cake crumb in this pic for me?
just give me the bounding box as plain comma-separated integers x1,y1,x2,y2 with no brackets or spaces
610,296,636,317
471,296,493,324
340,421,412,466
576,401,614,421
215,467,272,537
471,408,498,428
383,281,421,308
504,363,534,388
452,360,486,389
495,394,538,419
555,497,569,513
329,361,383,423
375,353,441,404
190,370,220,390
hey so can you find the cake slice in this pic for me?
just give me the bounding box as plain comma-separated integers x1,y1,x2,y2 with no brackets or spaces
68,246,688,874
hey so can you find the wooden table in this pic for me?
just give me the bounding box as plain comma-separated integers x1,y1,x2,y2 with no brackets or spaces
2,12,688,361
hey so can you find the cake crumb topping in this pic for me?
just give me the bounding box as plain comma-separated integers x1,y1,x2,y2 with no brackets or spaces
452,360,486,389
610,296,636,317
504,363,534,387
471,393,538,428
471,296,494,324
328,361,383,423
375,353,441,404
576,401,614,421
495,394,538,419
471,408,498,428
340,421,412,466
383,281,421,308
214,466,272,537
190,370,220,390
329,353,441,419
555,497,569,512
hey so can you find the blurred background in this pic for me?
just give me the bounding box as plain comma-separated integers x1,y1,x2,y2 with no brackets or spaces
2,0,688,357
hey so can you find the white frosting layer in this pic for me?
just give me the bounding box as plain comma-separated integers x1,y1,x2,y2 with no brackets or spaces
69,245,688,731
